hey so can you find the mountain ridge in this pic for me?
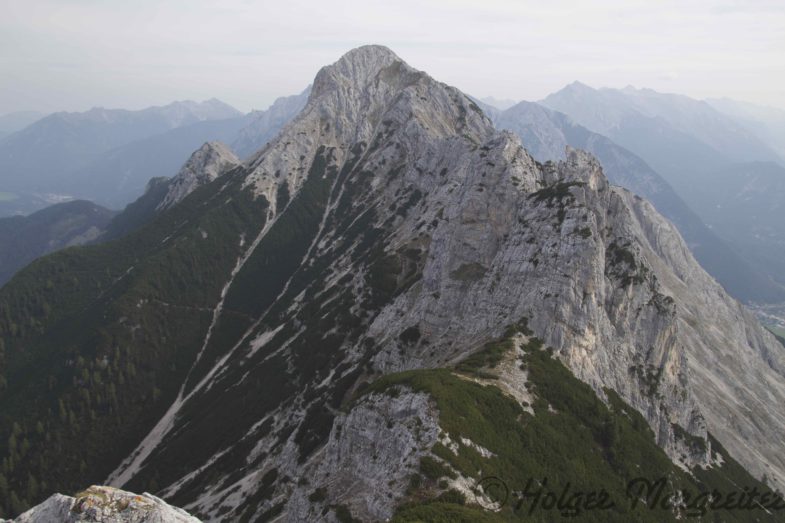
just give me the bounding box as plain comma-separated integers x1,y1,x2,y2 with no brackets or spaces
0,95,308,216
542,81,782,164
0,46,783,521
0,100,242,214
112,45,784,512
492,99,785,303
540,82,785,303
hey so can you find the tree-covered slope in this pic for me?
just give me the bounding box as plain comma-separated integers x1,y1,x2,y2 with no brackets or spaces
0,167,268,516
0,201,116,287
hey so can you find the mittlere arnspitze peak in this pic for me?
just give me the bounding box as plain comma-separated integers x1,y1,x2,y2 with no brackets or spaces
101,45,785,521
240,43,493,218
303,43,491,138
310,44,407,98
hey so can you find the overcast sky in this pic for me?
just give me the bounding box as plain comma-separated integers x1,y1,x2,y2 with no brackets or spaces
2,0,784,114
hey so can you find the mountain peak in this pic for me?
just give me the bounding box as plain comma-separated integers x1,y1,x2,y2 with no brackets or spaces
310,44,413,100
339,44,400,62
542,81,599,104
245,44,492,207
166,98,241,116
157,140,239,210
173,140,238,179
195,139,236,157
565,80,594,91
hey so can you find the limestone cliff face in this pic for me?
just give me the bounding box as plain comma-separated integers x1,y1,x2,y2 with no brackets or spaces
3,486,199,523
103,46,785,520
491,100,784,306
363,142,703,463
285,391,440,521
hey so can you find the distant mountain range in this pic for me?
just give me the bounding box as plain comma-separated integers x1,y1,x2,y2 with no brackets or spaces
541,82,782,164
707,97,785,160
0,99,241,213
0,111,45,138
484,100,785,304
0,99,241,192
478,96,518,110
0,96,308,216
232,88,310,158
683,160,785,286
540,82,785,302
63,117,248,209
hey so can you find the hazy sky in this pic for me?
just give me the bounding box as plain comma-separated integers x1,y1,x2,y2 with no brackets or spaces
2,0,784,114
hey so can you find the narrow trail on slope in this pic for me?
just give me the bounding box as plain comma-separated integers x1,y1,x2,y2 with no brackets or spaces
159,147,383,503
107,213,277,486
163,171,355,508
107,158,350,488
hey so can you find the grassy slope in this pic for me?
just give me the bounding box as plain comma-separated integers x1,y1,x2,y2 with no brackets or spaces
363,329,781,522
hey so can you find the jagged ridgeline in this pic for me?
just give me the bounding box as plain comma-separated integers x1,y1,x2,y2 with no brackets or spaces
1,46,785,522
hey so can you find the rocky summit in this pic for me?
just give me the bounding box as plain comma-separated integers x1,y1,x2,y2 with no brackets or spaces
0,45,784,522
156,142,240,211
1,486,199,523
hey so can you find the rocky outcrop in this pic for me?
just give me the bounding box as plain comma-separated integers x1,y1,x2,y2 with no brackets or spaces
492,100,785,305
156,142,239,211
3,486,199,523
286,391,440,521
539,83,785,303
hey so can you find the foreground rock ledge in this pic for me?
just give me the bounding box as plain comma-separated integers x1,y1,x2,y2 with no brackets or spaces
2,486,200,523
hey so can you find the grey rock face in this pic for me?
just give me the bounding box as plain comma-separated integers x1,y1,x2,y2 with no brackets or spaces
366,141,785,487
157,142,239,211
286,391,440,522
107,45,785,520
538,83,785,303
492,100,785,304
3,486,200,523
